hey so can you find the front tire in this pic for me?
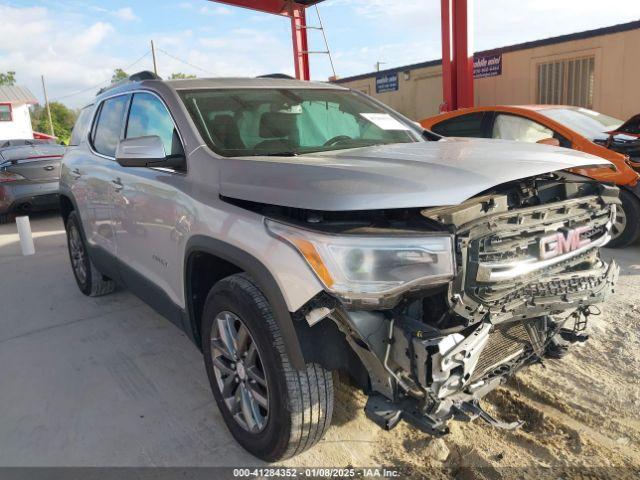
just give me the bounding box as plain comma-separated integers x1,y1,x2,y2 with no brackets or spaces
202,273,334,461
607,189,640,248
65,211,116,296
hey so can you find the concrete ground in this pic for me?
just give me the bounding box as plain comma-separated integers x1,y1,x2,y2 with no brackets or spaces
1,212,638,472
0,213,261,467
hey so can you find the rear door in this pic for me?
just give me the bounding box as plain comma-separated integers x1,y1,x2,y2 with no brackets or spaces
80,94,130,256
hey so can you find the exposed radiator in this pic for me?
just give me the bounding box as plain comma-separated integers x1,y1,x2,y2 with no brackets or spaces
472,321,532,380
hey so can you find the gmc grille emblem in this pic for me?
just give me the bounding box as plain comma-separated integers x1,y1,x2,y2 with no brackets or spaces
539,226,592,260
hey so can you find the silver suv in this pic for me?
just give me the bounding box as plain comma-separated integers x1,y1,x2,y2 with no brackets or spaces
60,72,619,461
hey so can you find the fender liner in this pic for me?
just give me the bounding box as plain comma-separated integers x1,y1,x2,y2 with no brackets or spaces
185,235,306,370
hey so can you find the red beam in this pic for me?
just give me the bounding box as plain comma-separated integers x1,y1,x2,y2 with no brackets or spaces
440,0,474,111
212,0,290,16
289,4,310,80
440,0,454,112
453,0,473,108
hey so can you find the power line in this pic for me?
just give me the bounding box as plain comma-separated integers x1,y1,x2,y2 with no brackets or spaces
50,50,151,102
156,47,214,75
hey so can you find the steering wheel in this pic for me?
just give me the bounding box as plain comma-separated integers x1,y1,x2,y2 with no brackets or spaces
323,135,352,147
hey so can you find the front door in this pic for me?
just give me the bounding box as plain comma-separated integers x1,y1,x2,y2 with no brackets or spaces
111,92,188,308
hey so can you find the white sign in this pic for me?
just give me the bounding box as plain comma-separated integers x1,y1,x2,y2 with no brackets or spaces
360,113,410,131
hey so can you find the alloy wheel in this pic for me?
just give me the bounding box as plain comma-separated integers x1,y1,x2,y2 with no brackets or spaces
69,224,87,285
210,311,269,433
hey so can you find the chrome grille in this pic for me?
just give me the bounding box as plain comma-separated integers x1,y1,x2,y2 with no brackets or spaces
459,195,614,322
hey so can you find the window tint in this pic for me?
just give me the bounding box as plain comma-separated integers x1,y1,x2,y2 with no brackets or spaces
492,114,554,143
93,95,128,157
69,105,94,146
126,93,181,156
431,113,484,137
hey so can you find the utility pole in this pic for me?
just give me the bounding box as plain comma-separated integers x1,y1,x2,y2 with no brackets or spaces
151,40,158,76
40,75,54,137
375,61,386,72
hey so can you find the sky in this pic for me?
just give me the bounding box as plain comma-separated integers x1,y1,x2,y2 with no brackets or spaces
1,0,639,108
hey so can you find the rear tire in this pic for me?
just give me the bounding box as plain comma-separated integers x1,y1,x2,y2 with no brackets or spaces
607,189,640,248
65,211,116,296
202,273,334,461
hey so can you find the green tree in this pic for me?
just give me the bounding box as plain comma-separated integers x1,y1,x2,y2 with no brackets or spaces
0,71,16,86
31,102,78,145
111,68,128,83
169,72,196,80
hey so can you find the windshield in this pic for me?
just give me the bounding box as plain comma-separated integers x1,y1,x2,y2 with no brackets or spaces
179,88,422,156
539,107,624,140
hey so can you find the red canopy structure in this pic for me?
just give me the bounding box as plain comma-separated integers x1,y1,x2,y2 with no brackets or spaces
209,1,325,80
208,1,474,110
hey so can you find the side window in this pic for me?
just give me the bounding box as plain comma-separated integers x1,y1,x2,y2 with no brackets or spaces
492,114,554,143
126,92,182,156
92,95,129,157
430,113,484,137
69,105,94,146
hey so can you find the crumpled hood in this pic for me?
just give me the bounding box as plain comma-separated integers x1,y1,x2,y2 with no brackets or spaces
218,138,610,211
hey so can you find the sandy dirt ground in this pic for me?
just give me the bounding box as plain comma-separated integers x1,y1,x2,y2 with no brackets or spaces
285,244,640,478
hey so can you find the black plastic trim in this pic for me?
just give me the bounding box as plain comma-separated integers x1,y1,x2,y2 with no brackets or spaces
185,235,306,370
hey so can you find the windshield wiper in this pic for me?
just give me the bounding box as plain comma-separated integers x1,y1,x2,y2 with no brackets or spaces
254,151,299,157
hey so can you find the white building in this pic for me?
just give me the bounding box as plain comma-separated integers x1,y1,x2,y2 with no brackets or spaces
0,85,37,141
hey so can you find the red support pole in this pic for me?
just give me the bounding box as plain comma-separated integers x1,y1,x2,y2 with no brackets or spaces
453,0,474,108
440,0,474,111
290,3,311,80
440,0,455,112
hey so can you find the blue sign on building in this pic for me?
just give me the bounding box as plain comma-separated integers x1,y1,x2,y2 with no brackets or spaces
376,73,399,93
474,53,502,78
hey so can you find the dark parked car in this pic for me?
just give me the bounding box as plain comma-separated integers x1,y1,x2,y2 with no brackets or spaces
0,141,66,223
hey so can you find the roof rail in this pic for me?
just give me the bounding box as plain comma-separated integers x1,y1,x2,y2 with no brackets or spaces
257,73,295,79
97,70,162,96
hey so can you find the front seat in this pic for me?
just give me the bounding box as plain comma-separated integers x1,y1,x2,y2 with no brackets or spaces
207,114,245,151
255,112,299,152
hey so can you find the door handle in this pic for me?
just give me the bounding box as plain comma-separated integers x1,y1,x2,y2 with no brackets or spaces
44,165,55,171
112,178,124,191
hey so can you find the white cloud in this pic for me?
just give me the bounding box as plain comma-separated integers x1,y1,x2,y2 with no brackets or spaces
113,7,137,22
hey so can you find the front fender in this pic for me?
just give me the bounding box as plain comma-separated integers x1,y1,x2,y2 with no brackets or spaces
185,235,307,370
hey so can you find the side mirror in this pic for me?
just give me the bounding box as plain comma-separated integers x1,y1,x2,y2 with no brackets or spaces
536,137,560,147
116,135,185,169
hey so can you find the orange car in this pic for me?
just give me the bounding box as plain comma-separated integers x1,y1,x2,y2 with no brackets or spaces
421,105,640,247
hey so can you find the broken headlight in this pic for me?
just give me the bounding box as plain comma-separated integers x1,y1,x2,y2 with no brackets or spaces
266,219,455,306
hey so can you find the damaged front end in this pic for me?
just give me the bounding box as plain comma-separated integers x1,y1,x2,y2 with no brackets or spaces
270,172,619,435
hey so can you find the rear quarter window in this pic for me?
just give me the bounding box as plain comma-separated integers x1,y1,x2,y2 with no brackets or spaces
69,105,94,146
